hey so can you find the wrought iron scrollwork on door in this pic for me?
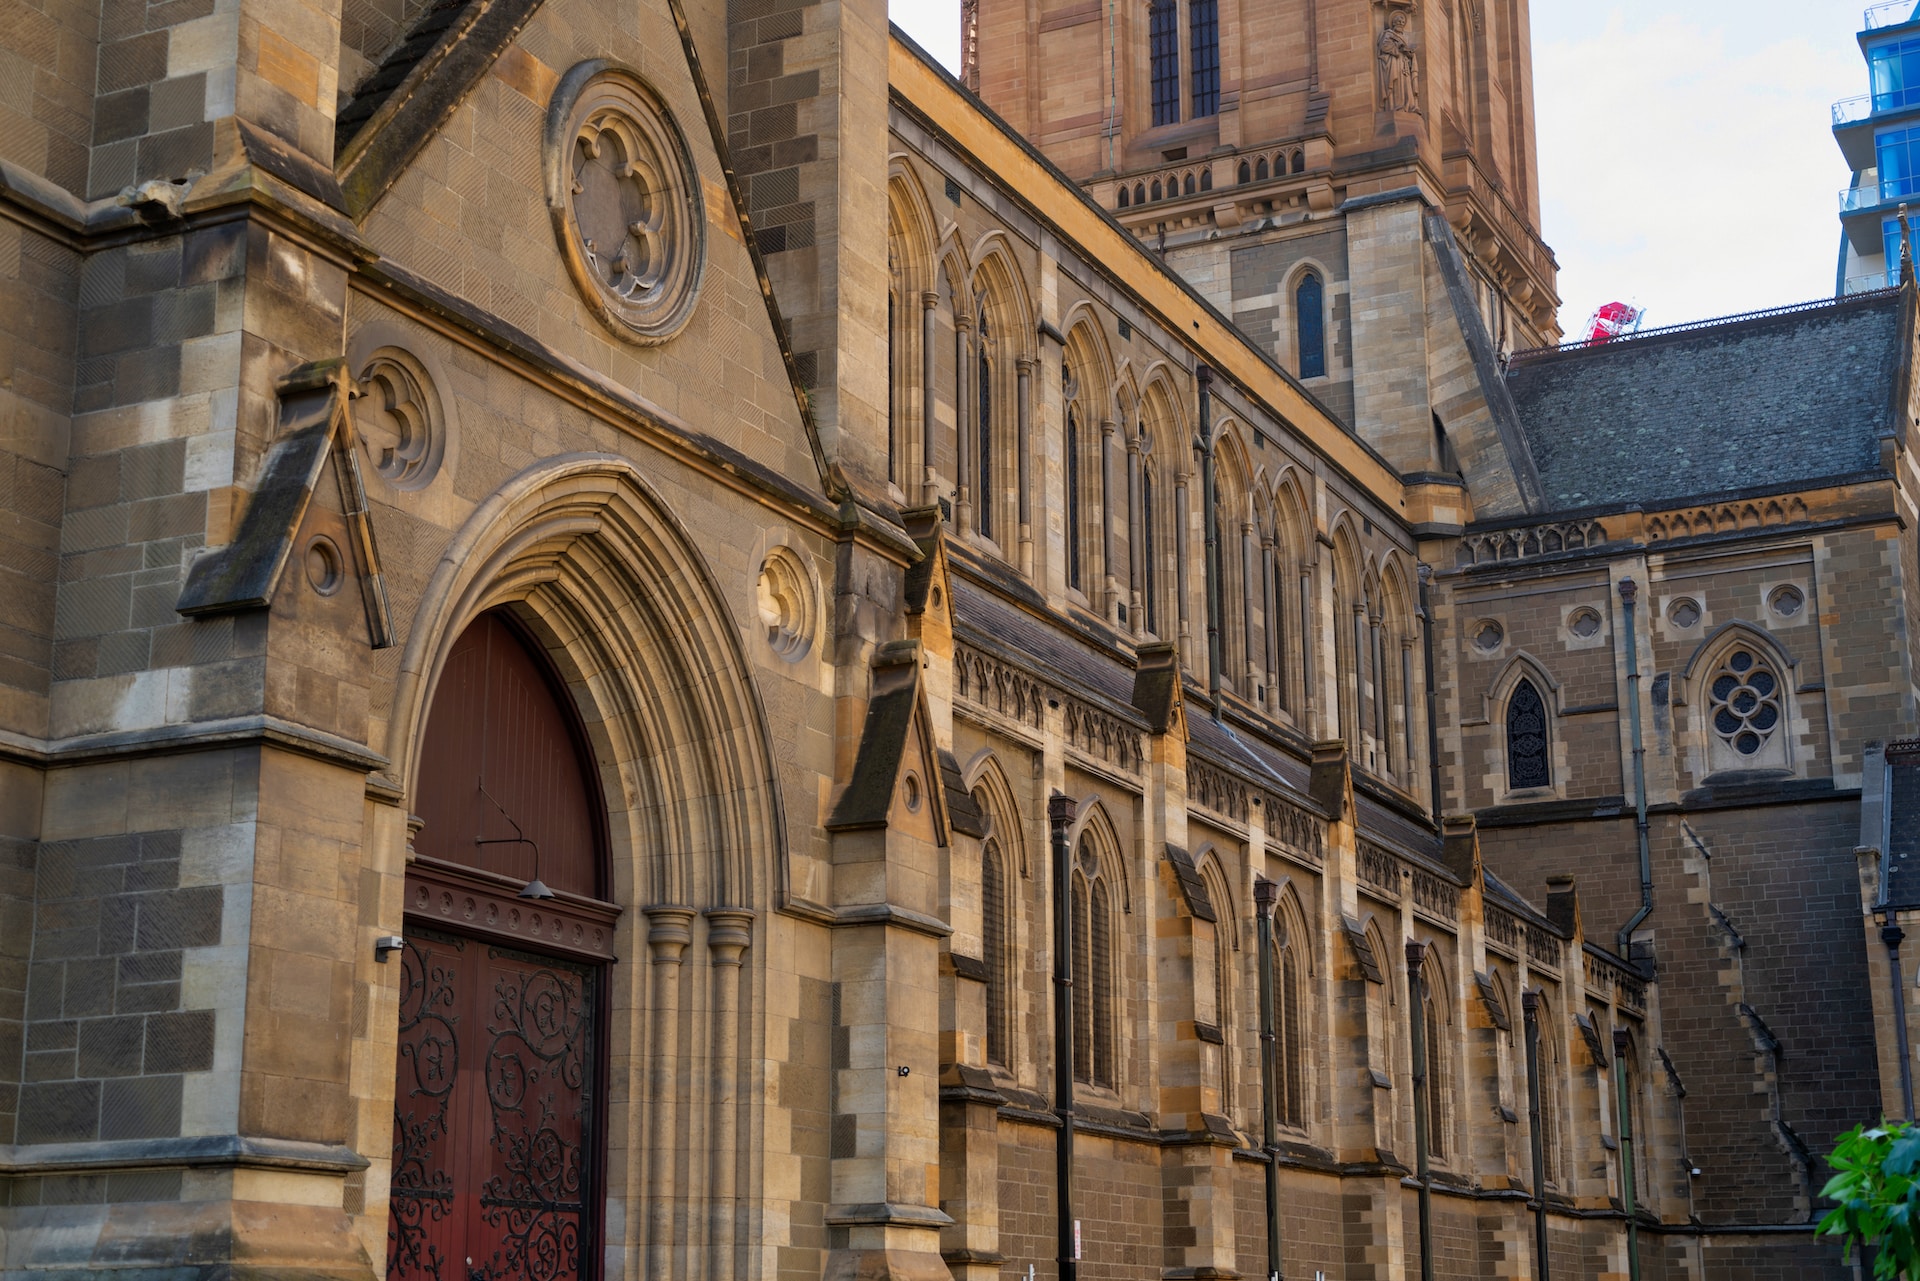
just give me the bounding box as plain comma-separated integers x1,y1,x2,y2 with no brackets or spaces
472,951,594,1281
389,933,464,1281
388,930,598,1281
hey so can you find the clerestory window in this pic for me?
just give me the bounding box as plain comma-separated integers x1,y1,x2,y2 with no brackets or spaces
1296,272,1325,379
1189,0,1219,117
1707,646,1786,770
1506,677,1551,790
1150,0,1180,126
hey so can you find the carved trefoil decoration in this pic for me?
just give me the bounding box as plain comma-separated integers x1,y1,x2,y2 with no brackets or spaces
546,61,707,344
353,346,446,491
1375,3,1421,114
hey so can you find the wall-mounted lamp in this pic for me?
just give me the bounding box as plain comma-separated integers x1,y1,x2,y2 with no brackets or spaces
374,935,405,963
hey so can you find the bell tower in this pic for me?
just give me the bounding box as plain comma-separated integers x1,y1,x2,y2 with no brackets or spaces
971,0,1560,493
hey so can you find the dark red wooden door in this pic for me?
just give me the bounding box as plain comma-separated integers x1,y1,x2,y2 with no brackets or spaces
388,927,598,1281
414,612,604,898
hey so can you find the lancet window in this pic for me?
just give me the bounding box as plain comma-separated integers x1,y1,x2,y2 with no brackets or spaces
1506,677,1551,790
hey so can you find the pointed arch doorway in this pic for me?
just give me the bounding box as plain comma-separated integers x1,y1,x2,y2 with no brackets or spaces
389,609,620,1281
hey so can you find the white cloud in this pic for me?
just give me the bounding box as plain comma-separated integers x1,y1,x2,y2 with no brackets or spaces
1534,2,1860,331
890,0,961,74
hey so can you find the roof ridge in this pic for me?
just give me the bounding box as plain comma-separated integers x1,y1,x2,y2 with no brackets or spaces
1508,286,1905,366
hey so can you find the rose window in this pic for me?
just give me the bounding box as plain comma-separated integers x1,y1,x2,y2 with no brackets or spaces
1708,649,1781,758
546,62,705,343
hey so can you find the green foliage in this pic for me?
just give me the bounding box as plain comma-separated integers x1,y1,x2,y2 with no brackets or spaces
1820,1121,1920,1278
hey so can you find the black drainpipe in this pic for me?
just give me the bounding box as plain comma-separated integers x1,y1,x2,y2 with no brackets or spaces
1522,991,1550,1281
1255,878,1286,1281
1049,793,1079,1281
1886,921,1915,1120
1615,578,1654,960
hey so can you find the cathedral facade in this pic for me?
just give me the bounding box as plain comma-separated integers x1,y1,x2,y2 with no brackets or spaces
0,0,1906,1279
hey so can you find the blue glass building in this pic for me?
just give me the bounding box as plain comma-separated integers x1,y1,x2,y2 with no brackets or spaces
1837,2,1920,291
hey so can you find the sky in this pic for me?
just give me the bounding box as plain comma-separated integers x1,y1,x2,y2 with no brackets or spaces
885,0,1868,334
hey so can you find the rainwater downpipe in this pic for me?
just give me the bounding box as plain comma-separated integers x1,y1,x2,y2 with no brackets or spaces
1407,941,1434,1281
1616,578,1653,960
1198,366,1223,718
1049,793,1079,1281
1254,879,1286,1281
1522,991,1550,1281
1884,920,1915,1121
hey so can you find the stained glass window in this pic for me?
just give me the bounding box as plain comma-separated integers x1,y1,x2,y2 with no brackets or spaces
1296,272,1326,379
1709,649,1781,758
1506,677,1550,789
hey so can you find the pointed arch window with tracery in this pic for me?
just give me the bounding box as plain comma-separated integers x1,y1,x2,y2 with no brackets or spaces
1297,271,1326,379
1274,913,1306,1129
977,302,995,541
1506,677,1550,791
1071,837,1116,1088
982,834,1011,1068
1707,645,1786,771
1422,978,1453,1163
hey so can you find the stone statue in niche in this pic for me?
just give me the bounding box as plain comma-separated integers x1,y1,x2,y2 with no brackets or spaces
1377,9,1421,113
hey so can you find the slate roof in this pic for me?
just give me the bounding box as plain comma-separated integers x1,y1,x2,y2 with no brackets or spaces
952,580,1140,712
1503,289,1909,511
334,0,472,150
1885,744,1920,909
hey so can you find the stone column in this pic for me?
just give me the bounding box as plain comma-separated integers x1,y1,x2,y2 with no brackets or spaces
1017,356,1035,574
1262,537,1280,714
705,909,753,1281
646,906,696,1279
1127,434,1144,635
955,311,975,534
921,292,940,505
1101,418,1119,621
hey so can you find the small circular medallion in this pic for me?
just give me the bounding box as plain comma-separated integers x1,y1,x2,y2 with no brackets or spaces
1568,607,1602,639
1669,598,1702,629
306,536,343,596
1472,620,1504,652
547,61,706,344
1769,585,1804,618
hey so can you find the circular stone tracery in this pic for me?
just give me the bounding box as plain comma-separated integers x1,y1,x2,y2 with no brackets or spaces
1709,649,1781,758
354,348,444,490
546,61,705,343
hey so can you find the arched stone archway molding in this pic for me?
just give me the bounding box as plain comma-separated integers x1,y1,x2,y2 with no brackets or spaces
1476,650,1566,722
1676,618,1803,686
371,454,786,1281
1676,619,1804,778
1066,794,1133,913
385,453,785,913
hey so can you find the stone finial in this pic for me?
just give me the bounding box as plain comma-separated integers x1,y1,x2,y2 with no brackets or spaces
1309,739,1352,822
1441,814,1481,884
1545,874,1581,941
